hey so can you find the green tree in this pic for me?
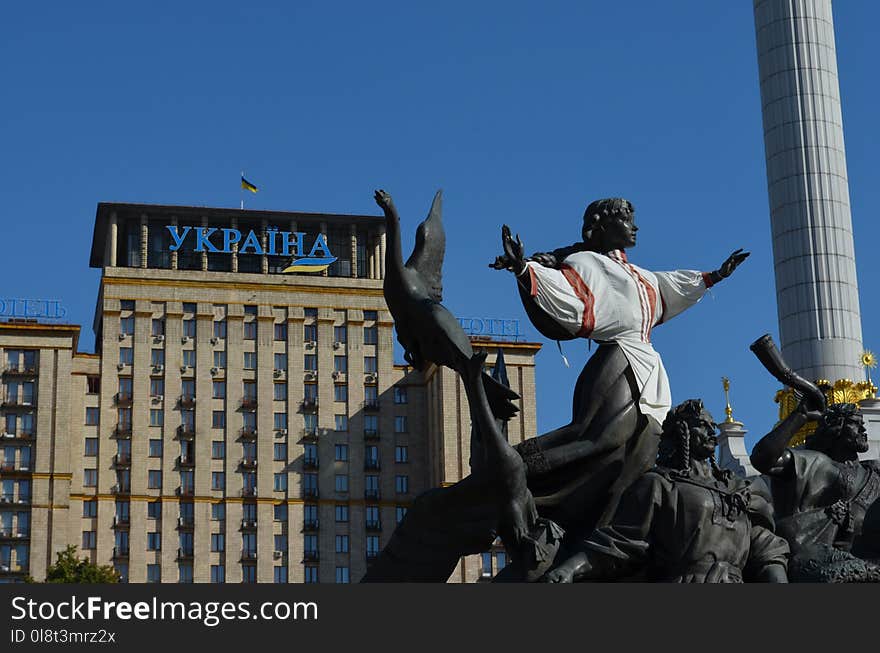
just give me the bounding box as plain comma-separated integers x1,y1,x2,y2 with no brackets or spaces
40,545,120,583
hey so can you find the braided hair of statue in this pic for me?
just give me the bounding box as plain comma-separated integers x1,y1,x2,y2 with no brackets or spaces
657,399,730,481
581,198,634,250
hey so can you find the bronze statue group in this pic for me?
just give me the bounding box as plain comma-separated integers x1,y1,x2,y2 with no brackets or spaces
362,192,880,583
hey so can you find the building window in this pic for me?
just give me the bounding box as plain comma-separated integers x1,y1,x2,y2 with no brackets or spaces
394,416,408,433
243,381,256,400
243,321,257,340
335,475,348,493
211,533,225,552
273,383,287,401
119,347,133,365
151,349,165,367
151,319,165,337
181,379,195,399
149,409,163,427
85,407,100,425
274,473,287,491
147,564,161,583
395,445,409,464
395,475,409,494
212,411,225,429
244,305,257,316
303,324,317,342
84,439,98,457
334,385,348,402
365,505,379,524
211,503,225,521
335,505,349,522
274,323,287,341
396,506,407,523
213,351,226,369
274,503,288,521
336,535,350,553
82,531,96,550
274,412,287,430
120,316,134,336
83,469,97,487
334,356,347,373
82,500,97,517
179,564,194,584
274,566,288,583
242,565,256,583
120,300,135,311
274,534,287,552
147,532,161,551
243,352,257,370
182,349,196,368
150,378,164,397
274,443,287,461
335,567,350,584
363,325,378,345
148,501,162,519
213,320,226,339
481,552,493,578
304,354,317,371
149,439,162,457
363,310,377,321
334,414,348,432
304,566,318,583
334,325,347,343
87,376,100,394
364,356,377,374
365,445,379,466
394,386,408,404
364,415,378,434
183,318,196,338
334,444,348,462
364,385,378,404
274,353,287,371
210,565,225,583
212,381,226,399
212,472,225,490
367,535,380,558
148,470,162,489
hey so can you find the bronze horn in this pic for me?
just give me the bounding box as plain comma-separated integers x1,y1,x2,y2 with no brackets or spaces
750,334,826,411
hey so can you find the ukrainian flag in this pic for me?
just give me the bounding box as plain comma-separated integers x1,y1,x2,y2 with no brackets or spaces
241,176,258,193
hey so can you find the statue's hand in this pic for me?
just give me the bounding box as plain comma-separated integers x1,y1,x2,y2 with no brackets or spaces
528,251,558,268
794,395,824,422
540,566,575,583
717,248,750,278
489,225,526,274
374,189,394,213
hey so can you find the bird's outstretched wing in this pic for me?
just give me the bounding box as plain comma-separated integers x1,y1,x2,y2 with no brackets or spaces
405,190,445,302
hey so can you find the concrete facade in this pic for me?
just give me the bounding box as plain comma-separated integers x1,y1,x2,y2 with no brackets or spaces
0,202,539,583
754,0,864,383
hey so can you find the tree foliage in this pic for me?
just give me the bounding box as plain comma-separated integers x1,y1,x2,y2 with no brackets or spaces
41,545,120,583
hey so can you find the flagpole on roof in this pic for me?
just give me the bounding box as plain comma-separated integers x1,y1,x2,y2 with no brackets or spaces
240,170,244,210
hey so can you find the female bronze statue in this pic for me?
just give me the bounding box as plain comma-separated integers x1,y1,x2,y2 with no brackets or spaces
492,198,748,536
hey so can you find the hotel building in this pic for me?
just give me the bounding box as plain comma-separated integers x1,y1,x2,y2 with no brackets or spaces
0,202,539,583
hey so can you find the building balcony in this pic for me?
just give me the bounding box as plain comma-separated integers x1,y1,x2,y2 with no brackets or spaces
176,455,195,470
240,397,258,411
112,453,131,468
303,550,319,562
240,519,257,531
112,424,132,439
1,397,35,409
362,399,380,412
110,484,131,496
302,487,319,499
241,487,257,498
241,550,258,561
177,425,195,441
114,392,133,407
364,489,380,501
365,520,382,532
239,426,257,441
363,429,380,441
364,459,381,471
177,516,194,531
176,486,195,497
301,428,318,442
112,516,130,529
2,366,37,378
303,519,319,532
2,430,35,441
0,494,29,505
177,548,194,561
112,547,130,560
303,457,319,471
239,458,257,470
178,394,196,409
300,397,318,411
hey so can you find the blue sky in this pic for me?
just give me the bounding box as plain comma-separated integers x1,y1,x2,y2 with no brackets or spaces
2,1,878,446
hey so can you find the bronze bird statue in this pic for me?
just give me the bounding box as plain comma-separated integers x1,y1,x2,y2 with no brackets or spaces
374,188,518,419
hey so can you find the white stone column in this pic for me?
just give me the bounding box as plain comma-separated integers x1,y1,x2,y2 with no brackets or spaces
754,0,864,382
108,211,118,267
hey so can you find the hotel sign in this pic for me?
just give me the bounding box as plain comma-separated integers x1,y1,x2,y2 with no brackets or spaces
0,298,68,321
457,317,522,340
166,225,337,273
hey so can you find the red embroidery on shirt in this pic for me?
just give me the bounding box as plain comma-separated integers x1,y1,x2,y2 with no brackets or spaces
701,271,715,289
560,264,596,338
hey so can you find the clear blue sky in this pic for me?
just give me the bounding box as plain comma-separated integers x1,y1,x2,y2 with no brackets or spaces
2,1,878,447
